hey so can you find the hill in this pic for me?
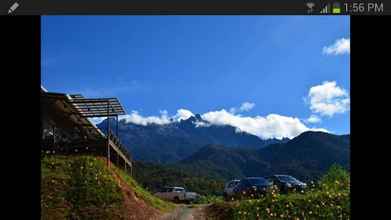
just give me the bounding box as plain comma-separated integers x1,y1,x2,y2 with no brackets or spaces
176,131,350,181
258,131,350,180
41,155,174,220
132,160,225,196
97,115,288,163
178,145,270,180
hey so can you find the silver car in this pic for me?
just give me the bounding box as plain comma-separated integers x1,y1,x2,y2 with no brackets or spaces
154,187,199,203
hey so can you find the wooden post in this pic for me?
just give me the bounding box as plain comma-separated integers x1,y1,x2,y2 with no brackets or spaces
116,115,119,141
107,101,110,168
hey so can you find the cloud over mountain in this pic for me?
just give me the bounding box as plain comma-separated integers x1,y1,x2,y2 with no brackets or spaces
90,79,349,140
200,110,327,139
120,110,171,126
111,105,327,140
173,109,194,121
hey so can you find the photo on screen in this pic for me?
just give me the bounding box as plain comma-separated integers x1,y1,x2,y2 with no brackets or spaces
41,16,350,220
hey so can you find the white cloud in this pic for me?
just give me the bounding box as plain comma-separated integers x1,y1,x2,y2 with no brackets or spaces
200,109,327,140
306,115,322,124
120,110,171,126
239,102,255,112
323,38,350,55
229,107,236,114
307,81,350,117
229,102,255,113
173,109,194,121
118,109,194,126
115,105,329,139
89,117,107,125
194,121,211,128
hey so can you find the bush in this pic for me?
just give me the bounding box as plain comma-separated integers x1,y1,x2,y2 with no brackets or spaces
195,195,224,204
318,164,350,191
67,157,123,214
208,165,351,220
41,155,124,220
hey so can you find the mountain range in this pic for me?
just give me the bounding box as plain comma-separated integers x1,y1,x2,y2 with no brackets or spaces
97,115,350,182
98,114,289,163
178,131,350,181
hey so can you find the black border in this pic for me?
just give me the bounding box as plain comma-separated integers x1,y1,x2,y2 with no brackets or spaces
350,15,390,219
2,16,41,219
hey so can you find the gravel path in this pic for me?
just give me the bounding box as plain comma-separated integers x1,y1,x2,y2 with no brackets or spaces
159,204,209,220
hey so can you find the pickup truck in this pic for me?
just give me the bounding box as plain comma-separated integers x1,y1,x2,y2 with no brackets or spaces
154,187,199,203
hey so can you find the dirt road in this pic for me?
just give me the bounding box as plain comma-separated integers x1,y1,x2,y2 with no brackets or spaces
159,204,209,220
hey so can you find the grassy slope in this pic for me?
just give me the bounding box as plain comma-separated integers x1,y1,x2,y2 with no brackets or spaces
111,164,175,212
41,155,173,220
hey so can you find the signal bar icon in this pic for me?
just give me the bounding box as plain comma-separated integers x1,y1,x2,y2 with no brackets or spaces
320,4,331,14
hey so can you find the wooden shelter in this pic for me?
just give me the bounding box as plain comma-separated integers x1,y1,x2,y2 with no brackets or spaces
41,87,132,174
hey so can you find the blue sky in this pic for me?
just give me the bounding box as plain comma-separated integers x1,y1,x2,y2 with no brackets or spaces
42,16,350,138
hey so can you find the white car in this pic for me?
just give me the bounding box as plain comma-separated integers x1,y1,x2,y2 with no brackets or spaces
154,187,199,203
223,179,240,200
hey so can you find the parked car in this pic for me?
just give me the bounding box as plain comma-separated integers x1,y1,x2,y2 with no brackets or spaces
223,179,241,200
268,175,307,193
232,177,272,199
154,187,200,203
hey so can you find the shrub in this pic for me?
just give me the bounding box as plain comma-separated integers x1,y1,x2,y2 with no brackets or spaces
208,165,351,220
195,195,224,204
318,164,350,191
41,155,124,220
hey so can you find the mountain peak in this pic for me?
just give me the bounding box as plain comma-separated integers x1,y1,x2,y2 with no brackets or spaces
194,114,202,120
296,130,331,138
184,113,203,123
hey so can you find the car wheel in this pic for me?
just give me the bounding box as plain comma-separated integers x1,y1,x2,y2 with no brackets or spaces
174,197,180,203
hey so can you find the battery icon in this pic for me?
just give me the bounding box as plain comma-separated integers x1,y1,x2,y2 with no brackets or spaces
332,2,341,14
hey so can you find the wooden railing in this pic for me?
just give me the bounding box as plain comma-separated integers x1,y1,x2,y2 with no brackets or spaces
107,130,133,163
